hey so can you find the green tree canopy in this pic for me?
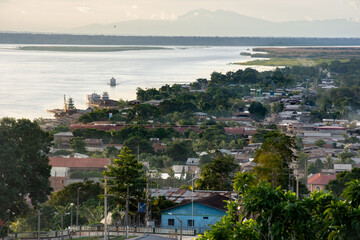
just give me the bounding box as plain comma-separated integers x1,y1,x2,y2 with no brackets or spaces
200,174,360,240
314,139,326,147
248,102,268,122
104,147,146,208
70,137,87,154
254,131,296,190
123,136,155,155
165,140,196,164
0,118,52,219
48,181,103,207
195,152,239,191
326,168,360,196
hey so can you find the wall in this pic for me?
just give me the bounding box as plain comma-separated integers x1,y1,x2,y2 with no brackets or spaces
161,202,226,234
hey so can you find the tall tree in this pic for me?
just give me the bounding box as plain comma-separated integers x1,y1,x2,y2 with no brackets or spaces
248,102,268,122
0,118,52,219
165,140,196,164
195,152,238,191
103,147,146,209
254,131,296,190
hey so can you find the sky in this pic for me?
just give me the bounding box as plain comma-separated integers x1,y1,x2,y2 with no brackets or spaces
0,0,360,32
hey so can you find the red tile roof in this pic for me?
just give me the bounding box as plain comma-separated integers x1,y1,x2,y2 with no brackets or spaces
308,173,336,185
224,127,244,135
317,126,346,130
70,124,203,134
49,157,110,168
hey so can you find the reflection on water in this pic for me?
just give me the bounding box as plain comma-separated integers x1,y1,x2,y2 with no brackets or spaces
0,45,274,119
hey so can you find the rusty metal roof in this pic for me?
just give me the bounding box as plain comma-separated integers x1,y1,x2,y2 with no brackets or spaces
150,188,234,204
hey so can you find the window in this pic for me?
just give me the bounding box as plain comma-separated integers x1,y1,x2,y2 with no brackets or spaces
188,219,194,227
168,219,174,226
315,186,321,191
203,217,208,219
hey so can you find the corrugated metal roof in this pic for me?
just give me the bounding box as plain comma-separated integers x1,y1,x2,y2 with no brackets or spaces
150,188,233,204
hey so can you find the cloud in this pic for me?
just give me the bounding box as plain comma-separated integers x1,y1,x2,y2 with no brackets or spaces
126,10,138,19
77,5,91,13
305,16,313,21
14,9,26,15
347,0,360,8
150,11,177,20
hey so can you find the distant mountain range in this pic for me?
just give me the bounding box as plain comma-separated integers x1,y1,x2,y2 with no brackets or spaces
67,9,360,37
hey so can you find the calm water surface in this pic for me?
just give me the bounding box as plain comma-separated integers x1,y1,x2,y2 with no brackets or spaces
0,45,271,119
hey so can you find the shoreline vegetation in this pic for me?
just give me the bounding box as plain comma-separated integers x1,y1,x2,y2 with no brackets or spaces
17,46,170,52
236,47,360,66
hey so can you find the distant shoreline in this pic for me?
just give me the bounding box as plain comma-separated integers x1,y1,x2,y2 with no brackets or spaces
2,32,360,46
17,46,170,52
235,47,360,66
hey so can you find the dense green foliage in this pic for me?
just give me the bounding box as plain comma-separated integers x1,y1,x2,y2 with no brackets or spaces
78,108,119,123
70,137,87,153
0,118,52,220
254,131,296,190
200,172,360,240
103,147,146,210
248,102,268,121
326,168,360,197
8,181,105,232
195,152,239,191
48,181,103,207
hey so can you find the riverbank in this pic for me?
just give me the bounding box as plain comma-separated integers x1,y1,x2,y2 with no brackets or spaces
235,47,360,66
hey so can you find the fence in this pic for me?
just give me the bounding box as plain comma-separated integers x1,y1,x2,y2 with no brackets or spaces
8,225,199,239
8,230,71,240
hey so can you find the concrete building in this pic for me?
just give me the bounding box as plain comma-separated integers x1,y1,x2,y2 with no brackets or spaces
50,167,70,192
307,173,336,192
317,126,346,136
53,131,73,149
49,157,110,191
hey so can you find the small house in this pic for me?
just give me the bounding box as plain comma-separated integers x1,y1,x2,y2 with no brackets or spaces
160,194,229,234
307,173,336,192
53,131,73,149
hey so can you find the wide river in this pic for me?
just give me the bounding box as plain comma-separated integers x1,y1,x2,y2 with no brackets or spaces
0,45,272,119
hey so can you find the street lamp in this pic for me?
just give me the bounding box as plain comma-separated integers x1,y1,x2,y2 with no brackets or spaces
70,203,74,226
169,213,182,240
76,187,81,226
125,184,132,239
104,176,115,240
55,212,70,240
37,210,41,240
188,171,198,232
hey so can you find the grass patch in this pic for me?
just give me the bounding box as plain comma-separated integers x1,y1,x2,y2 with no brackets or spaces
18,46,170,52
236,58,350,67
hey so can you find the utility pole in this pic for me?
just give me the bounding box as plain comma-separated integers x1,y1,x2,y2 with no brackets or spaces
191,173,194,231
76,187,81,226
70,203,74,226
169,213,182,240
104,176,115,240
145,171,150,227
126,184,129,239
188,171,197,233
61,214,64,240
54,212,69,240
37,210,41,240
